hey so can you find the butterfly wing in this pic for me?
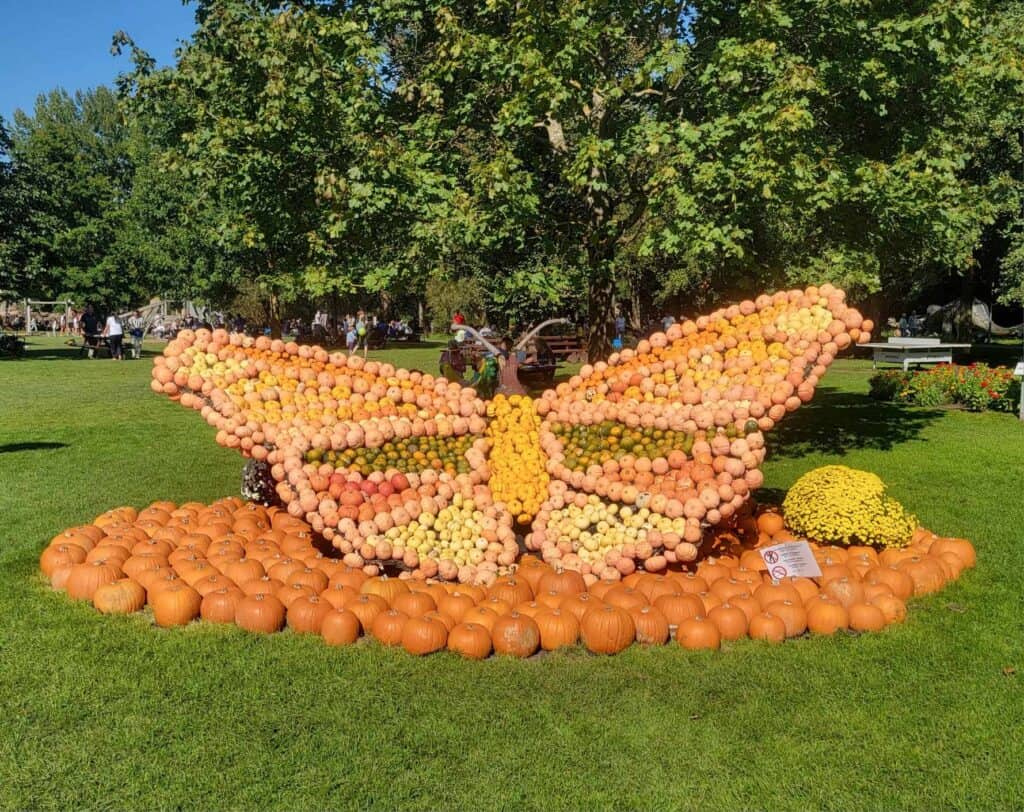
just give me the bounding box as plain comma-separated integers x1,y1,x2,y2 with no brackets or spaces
153,333,518,582
526,285,872,577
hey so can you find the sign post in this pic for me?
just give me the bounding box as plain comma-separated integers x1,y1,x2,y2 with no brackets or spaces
758,541,822,581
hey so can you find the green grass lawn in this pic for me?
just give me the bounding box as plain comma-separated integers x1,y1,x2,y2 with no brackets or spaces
2,336,1023,810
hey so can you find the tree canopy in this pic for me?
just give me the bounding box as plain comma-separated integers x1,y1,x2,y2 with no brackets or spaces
2,0,1022,345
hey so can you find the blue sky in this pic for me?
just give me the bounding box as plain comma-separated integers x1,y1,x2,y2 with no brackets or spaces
0,0,196,124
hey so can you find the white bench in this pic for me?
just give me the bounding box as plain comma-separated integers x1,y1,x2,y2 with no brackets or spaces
861,337,971,371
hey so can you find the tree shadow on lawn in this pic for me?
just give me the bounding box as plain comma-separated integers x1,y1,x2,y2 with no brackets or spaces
767,387,944,459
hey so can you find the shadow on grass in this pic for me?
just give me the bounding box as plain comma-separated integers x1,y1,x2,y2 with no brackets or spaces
0,441,68,454
767,387,944,459
18,341,158,361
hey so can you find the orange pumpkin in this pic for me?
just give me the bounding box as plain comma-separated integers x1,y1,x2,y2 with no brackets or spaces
151,583,201,627
848,602,886,632
447,622,493,659
806,597,849,634
629,605,670,645
580,606,635,655
200,587,243,624
676,616,722,650
235,593,286,633
707,604,748,641
92,578,146,614
370,609,408,646
321,609,361,646
534,609,580,650
401,616,448,655
66,561,123,601
492,612,541,657
748,611,786,644
287,595,333,634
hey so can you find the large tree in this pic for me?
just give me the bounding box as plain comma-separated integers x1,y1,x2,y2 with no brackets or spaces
123,0,1022,352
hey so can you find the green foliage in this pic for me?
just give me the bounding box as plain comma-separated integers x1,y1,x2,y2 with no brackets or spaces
116,0,1024,351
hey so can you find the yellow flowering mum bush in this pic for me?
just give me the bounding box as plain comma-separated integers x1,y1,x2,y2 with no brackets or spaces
782,465,916,549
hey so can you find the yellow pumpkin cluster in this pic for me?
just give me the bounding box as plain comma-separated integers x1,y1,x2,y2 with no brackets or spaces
486,394,549,523
783,465,916,549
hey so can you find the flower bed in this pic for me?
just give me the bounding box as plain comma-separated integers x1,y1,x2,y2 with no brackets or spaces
869,363,1020,412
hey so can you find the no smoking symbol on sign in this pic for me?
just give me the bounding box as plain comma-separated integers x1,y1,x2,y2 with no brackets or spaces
771,565,788,579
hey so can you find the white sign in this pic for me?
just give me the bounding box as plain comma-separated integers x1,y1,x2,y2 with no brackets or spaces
759,541,822,580
1013,362,1024,377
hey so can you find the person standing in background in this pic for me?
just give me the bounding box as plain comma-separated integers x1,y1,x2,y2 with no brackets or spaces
102,310,124,360
81,305,100,358
127,311,145,359
452,310,466,325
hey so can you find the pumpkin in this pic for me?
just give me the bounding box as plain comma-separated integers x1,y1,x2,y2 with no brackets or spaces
726,592,761,623
672,572,710,594
536,590,565,610
897,556,946,595
629,605,670,645
287,595,333,634
321,609,361,646
863,566,914,601
488,577,533,607
763,599,807,637
653,593,705,626
756,512,785,537
821,576,866,608
482,596,514,616
344,594,389,632
636,575,680,604
748,612,786,643
603,586,648,611
50,564,75,591
580,606,635,655
361,577,410,606
707,604,748,641
40,543,87,577
151,583,202,627
534,609,580,650
401,616,448,655
329,566,368,591
278,582,317,609
869,594,907,624
66,561,123,601
491,612,541,657
93,578,146,614
560,593,605,622
929,537,975,569
287,567,329,593
438,592,477,622
676,616,722,650
321,584,359,610
423,610,456,632
848,602,887,632
370,609,409,646
391,591,437,618
223,558,265,585
587,578,621,600
240,576,284,596
537,568,587,596
235,593,286,633
448,622,493,659
200,587,243,623
753,582,801,609
193,573,236,597
806,597,849,634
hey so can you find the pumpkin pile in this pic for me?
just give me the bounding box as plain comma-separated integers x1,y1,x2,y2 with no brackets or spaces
40,497,975,657
151,285,873,582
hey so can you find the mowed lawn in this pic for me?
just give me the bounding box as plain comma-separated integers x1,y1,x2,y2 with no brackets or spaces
1,335,1023,810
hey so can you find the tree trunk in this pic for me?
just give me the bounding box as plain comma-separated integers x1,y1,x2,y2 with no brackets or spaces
587,265,616,361
268,291,282,339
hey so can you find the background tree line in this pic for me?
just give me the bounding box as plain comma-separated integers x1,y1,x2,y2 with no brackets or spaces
2,0,1022,351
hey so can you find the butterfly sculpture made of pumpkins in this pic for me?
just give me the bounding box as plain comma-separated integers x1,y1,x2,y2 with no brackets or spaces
153,284,871,585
